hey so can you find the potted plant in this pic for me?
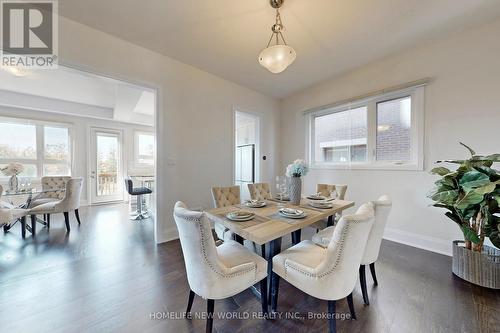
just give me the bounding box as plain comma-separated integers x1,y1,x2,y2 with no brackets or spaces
428,143,499,289
1,162,24,192
286,159,309,205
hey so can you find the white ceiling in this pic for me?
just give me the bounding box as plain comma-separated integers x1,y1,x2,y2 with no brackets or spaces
59,0,500,98
0,66,155,125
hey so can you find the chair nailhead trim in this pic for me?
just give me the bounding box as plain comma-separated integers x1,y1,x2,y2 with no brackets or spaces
284,219,365,279
174,212,256,279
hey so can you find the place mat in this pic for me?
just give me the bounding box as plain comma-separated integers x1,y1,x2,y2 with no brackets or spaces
298,204,327,212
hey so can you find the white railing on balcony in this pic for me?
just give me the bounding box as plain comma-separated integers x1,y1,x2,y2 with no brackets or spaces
98,173,117,196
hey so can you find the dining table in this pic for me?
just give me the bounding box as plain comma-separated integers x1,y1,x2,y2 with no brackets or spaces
206,197,355,301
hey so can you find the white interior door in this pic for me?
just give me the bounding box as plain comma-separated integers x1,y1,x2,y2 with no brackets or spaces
90,128,123,204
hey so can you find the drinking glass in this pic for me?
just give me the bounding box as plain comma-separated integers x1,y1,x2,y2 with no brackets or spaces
330,189,338,200
275,176,286,207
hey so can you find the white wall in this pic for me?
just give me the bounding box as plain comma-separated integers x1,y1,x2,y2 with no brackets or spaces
0,105,154,205
57,17,280,243
280,18,500,255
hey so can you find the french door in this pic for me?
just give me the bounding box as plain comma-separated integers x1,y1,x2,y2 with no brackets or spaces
89,128,123,204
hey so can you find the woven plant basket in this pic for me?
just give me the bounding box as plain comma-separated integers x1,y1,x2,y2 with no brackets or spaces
452,240,500,289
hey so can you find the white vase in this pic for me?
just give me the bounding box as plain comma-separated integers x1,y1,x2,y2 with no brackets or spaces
8,175,18,192
288,176,302,205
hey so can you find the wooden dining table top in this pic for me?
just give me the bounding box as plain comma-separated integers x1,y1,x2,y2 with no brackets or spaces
206,198,355,245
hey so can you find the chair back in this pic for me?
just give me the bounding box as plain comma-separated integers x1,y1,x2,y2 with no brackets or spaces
362,195,392,265
247,183,272,201
317,184,347,199
173,201,227,298
211,186,240,208
124,177,134,195
302,203,374,300
41,176,71,199
56,178,83,211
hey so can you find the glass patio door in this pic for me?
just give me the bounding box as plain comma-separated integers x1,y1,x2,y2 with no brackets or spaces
90,128,123,204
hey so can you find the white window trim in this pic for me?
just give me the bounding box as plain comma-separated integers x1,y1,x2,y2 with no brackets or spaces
0,116,74,179
306,86,424,171
133,130,155,167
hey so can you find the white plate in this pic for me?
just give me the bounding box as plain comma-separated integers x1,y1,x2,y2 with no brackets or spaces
243,201,267,208
278,211,307,219
279,208,304,215
307,195,327,200
226,213,255,222
309,202,333,209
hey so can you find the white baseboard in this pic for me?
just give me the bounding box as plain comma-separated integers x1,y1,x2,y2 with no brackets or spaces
157,226,179,244
383,227,452,256
155,224,454,256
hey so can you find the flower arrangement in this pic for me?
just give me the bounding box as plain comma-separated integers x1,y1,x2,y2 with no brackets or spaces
1,162,24,176
286,159,309,178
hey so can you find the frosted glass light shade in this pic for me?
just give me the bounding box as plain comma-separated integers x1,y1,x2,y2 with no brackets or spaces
258,44,296,73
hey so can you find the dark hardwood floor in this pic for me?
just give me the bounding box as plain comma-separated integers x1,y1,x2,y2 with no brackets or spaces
1,203,499,333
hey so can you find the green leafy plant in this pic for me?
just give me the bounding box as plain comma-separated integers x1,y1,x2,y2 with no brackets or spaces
428,143,500,252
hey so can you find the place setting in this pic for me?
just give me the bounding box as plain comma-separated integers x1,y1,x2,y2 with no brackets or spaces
225,210,255,222
305,191,338,209
242,199,267,208
277,207,307,219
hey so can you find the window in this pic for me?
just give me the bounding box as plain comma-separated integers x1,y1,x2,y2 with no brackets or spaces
134,132,154,165
308,86,424,170
313,106,367,164
44,126,71,176
0,118,72,178
376,97,411,162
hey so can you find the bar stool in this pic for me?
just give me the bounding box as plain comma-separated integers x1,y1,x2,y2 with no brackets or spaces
125,177,152,220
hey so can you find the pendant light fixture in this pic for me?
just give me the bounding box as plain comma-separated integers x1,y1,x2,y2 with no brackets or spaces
258,0,296,74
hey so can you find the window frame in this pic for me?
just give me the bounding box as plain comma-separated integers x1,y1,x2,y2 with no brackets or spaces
306,86,424,171
133,131,155,166
0,117,73,179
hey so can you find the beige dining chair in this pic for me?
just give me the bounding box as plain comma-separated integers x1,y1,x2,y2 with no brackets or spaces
247,183,272,201
211,185,241,242
311,184,348,230
29,178,83,233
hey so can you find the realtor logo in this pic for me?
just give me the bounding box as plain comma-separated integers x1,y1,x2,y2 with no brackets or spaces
1,0,58,68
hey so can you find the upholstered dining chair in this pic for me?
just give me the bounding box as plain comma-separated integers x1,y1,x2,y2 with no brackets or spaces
211,186,241,242
29,178,83,233
271,203,375,333
0,185,29,238
173,202,268,333
29,176,70,208
312,195,392,305
311,184,348,230
247,183,272,201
